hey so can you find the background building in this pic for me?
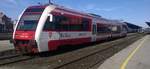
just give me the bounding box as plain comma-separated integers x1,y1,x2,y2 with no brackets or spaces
0,12,13,33
124,22,142,33
145,22,150,27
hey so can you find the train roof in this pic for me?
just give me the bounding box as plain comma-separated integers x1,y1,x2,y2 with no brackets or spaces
90,13,125,25
28,4,47,9
27,4,126,26
52,4,93,18
54,6,126,26
27,4,93,18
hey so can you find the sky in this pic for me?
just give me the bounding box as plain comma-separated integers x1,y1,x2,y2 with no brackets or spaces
0,0,149,27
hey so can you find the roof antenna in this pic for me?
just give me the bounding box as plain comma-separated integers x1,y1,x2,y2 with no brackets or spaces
38,2,41,5
49,0,53,4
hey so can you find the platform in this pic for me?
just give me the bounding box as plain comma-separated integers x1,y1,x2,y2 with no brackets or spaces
0,40,14,52
98,35,150,69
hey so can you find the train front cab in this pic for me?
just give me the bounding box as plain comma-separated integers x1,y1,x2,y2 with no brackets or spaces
12,5,50,53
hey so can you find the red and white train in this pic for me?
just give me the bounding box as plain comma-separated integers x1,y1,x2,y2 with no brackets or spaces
12,4,127,53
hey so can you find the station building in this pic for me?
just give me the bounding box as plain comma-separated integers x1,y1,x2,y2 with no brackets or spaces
0,12,13,33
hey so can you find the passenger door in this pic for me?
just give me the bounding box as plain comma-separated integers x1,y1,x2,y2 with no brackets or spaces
92,24,97,42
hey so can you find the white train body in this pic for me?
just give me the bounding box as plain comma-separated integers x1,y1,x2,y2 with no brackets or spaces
13,4,127,53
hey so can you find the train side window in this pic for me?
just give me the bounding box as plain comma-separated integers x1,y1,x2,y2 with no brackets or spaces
69,17,82,31
122,25,127,31
70,24,82,31
111,26,121,33
117,26,121,33
97,24,111,34
57,15,70,31
43,15,70,31
43,16,58,31
82,18,89,31
43,15,90,31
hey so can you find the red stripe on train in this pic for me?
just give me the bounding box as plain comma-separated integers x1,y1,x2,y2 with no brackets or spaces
14,31,35,40
48,37,91,51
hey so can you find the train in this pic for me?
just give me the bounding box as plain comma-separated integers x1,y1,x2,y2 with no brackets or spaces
12,4,128,53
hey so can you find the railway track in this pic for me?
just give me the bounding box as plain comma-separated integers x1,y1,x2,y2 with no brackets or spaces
53,34,145,69
0,33,145,69
0,53,34,66
0,54,20,60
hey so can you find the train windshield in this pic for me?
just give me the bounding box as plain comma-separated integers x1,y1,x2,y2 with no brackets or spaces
16,14,41,31
16,6,45,31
